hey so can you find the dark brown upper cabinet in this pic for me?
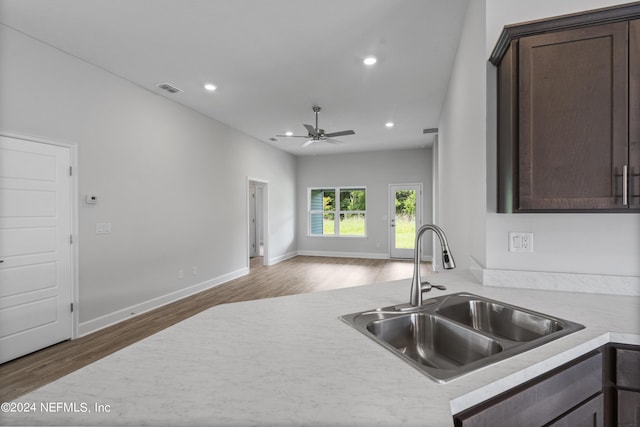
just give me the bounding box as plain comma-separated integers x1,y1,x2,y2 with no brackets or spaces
631,19,640,211
491,3,640,213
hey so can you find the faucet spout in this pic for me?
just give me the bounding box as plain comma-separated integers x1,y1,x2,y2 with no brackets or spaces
410,224,455,307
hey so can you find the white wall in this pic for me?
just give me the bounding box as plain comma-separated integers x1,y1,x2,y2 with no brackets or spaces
0,25,297,331
484,0,640,278
437,0,488,272
296,149,433,259
439,0,639,285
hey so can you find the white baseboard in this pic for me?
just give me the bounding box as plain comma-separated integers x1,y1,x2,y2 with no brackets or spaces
267,251,298,266
78,267,249,336
297,250,390,260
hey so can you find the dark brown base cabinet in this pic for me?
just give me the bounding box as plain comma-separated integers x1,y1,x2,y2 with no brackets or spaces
492,3,640,213
617,391,640,427
453,344,640,427
453,352,604,427
608,345,640,427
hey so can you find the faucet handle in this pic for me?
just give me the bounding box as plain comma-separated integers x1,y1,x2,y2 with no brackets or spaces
421,280,447,291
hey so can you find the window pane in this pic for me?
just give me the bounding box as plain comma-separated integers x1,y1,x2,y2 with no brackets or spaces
323,191,335,212
311,189,335,211
310,189,324,211
309,187,366,237
395,190,416,249
323,213,335,235
340,188,366,211
339,213,365,236
310,212,324,235
395,214,415,248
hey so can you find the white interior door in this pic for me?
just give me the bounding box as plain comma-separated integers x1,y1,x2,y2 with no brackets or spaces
389,184,421,259
255,186,264,256
0,136,73,363
249,185,257,258
248,180,267,261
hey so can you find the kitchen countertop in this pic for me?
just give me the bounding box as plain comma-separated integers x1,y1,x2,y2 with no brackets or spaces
3,270,640,426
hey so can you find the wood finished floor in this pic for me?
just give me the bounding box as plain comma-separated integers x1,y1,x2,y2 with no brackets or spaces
0,256,428,403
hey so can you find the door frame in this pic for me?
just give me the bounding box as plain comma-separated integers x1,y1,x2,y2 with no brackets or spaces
246,177,268,267
0,129,79,339
388,183,422,259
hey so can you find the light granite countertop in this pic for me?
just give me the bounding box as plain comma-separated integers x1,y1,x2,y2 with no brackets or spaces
3,270,640,426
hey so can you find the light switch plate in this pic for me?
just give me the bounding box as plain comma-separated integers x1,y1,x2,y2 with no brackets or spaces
96,222,112,234
509,232,533,252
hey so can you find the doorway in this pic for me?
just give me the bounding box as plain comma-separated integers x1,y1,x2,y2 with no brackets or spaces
0,135,75,363
389,183,422,259
247,178,268,268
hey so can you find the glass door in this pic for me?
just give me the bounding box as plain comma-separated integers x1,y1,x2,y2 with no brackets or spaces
389,184,421,259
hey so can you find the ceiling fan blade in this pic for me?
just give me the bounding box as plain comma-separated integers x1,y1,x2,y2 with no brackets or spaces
325,139,345,144
300,139,315,148
324,130,355,138
303,124,318,136
275,134,309,138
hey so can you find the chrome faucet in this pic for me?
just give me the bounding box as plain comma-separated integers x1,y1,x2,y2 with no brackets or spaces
410,224,456,307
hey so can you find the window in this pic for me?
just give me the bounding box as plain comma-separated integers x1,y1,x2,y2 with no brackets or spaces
309,187,366,237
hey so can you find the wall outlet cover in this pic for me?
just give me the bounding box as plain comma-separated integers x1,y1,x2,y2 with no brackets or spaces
509,232,533,253
96,222,112,234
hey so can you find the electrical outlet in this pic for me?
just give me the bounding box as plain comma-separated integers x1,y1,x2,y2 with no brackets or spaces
192,265,198,275
509,232,534,253
178,269,184,279
96,222,112,234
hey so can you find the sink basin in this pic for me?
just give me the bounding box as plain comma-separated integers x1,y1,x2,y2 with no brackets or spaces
367,313,502,370
340,293,584,383
436,295,564,342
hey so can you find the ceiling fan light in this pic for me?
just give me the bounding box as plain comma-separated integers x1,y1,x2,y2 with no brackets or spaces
363,56,377,66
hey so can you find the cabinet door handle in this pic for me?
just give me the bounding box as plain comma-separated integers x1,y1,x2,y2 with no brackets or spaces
623,165,628,206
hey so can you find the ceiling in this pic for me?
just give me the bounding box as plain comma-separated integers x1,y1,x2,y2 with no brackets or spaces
0,0,469,156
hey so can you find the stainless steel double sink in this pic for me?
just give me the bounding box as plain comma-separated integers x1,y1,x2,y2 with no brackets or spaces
340,293,584,383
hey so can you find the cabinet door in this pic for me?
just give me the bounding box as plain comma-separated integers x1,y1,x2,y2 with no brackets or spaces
497,40,520,213
617,390,640,427
630,20,640,209
518,22,628,210
616,348,640,389
547,393,604,427
454,353,602,427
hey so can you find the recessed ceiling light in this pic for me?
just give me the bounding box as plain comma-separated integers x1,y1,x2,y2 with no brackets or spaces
385,122,395,128
363,56,377,66
204,83,217,91
285,131,293,136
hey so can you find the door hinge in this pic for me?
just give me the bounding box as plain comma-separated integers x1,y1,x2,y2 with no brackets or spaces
69,166,73,176
70,302,74,313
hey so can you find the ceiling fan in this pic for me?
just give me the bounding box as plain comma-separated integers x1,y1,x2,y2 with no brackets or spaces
276,106,355,147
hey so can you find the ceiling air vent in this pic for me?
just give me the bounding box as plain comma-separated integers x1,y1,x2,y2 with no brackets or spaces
156,83,183,94
423,128,438,134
